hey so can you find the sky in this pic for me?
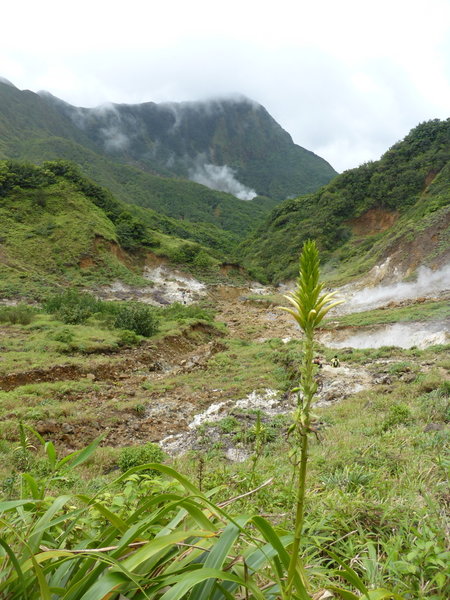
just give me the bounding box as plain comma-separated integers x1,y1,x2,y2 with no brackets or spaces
1,0,449,172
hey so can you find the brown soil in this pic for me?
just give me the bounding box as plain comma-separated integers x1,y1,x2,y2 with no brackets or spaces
1,286,447,455
0,295,295,450
348,208,398,236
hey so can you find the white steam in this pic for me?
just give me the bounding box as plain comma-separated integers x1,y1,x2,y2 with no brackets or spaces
68,103,131,151
100,126,130,151
324,321,449,350
189,163,257,200
344,264,450,313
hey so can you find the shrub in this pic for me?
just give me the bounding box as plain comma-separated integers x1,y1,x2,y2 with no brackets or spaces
161,301,215,322
113,303,159,337
0,304,35,325
321,465,373,492
43,289,101,324
382,403,413,431
117,329,141,346
118,442,165,473
50,328,74,343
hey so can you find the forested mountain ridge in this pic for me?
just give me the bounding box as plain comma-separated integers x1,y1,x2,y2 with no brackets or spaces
41,93,337,200
0,80,336,215
240,118,450,283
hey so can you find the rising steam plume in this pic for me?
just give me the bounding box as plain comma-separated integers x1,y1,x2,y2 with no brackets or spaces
188,163,257,200
344,264,450,313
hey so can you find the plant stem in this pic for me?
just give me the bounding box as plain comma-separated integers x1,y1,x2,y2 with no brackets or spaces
286,331,314,597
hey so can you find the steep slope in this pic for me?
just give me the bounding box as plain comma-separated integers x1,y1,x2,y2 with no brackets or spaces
0,160,239,299
0,81,288,237
44,94,337,200
0,80,336,201
240,119,450,283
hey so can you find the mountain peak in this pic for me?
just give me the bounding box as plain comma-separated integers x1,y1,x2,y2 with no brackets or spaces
0,76,17,88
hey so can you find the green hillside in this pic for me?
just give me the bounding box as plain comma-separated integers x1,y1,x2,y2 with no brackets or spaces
44,94,337,200
0,81,336,244
11,134,276,239
0,160,239,298
240,119,450,282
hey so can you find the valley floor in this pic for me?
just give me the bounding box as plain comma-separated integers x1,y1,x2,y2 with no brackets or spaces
0,277,449,598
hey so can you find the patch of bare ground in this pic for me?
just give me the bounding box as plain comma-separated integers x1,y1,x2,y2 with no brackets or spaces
0,322,221,392
1,285,447,456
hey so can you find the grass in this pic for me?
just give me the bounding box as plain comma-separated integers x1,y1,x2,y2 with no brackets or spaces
0,316,124,375
0,285,449,597
0,350,448,597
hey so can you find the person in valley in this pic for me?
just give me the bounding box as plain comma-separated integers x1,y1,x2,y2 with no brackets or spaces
331,355,340,367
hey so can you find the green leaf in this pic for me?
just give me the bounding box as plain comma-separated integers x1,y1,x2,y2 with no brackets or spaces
328,551,369,597
0,537,28,598
57,434,105,472
31,554,52,600
28,495,72,553
82,500,128,533
45,441,57,470
0,499,36,513
252,516,310,599
159,567,266,600
190,520,244,600
328,586,360,600
78,570,129,600
367,589,407,600
122,528,212,572
22,473,41,499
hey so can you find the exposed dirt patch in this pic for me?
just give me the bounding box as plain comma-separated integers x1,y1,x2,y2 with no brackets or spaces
379,206,450,277
0,322,222,392
1,274,448,456
219,263,246,276
145,252,169,268
79,256,95,269
348,208,398,236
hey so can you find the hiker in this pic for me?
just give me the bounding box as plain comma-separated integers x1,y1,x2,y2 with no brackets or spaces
330,355,340,368
313,356,323,368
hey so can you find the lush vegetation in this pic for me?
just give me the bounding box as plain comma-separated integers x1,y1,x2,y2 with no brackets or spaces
0,81,337,256
323,299,450,329
0,244,448,598
0,159,247,298
241,119,450,282
1,82,449,598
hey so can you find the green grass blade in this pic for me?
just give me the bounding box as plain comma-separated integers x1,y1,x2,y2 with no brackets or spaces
190,520,244,599
0,537,28,599
328,551,370,597
109,463,203,496
0,499,36,512
122,528,210,572
252,516,310,599
78,570,129,600
159,567,266,600
44,441,57,470
82,500,129,533
327,586,360,600
367,589,407,600
57,434,104,472
28,495,72,553
21,474,41,499
31,554,52,600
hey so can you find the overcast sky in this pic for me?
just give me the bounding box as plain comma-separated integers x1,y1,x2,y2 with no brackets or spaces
2,0,449,171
